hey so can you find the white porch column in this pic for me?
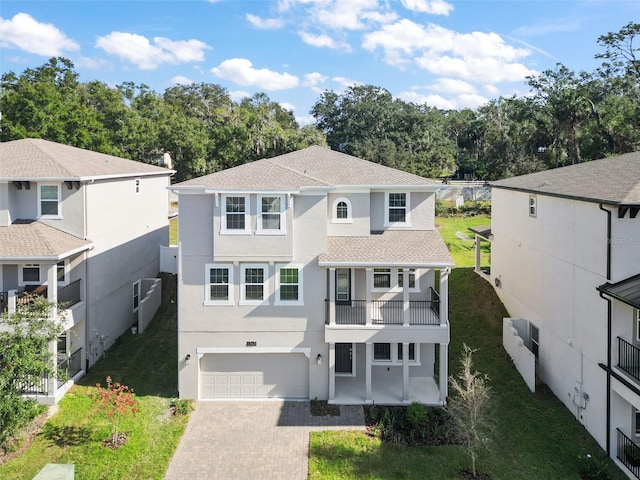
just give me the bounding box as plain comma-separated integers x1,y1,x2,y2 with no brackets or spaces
439,268,450,326
8,289,18,314
365,342,372,403
439,343,448,403
402,342,410,403
46,263,58,396
475,237,481,272
328,268,336,325
402,268,410,326
329,343,336,402
365,268,373,326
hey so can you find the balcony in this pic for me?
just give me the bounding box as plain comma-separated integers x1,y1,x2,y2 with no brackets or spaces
18,347,83,395
618,337,640,383
617,428,640,479
326,299,440,325
1,279,82,314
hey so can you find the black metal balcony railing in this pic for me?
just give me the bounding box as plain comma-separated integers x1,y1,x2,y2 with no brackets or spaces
325,299,441,326
617,428,640,478
0,279,82,314
618,337,640,383
17,347,83,395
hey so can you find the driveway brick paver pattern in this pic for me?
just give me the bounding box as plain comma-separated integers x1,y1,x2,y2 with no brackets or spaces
164,401,365,480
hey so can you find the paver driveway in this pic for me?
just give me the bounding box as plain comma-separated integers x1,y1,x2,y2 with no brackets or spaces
164,401,365,480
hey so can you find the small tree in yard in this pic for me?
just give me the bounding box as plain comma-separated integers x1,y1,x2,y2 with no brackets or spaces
0,297,63,451
91,376,139,448
447,344,492,478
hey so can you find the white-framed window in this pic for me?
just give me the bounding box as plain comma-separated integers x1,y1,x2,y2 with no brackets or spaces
530,324,539,360
133,280,141,312
222,195,249,234
373,268,420,292
636,309,640,342
20,264,41,285
205,264,234,305
257,195,285,234
38,183,61,218
275,264,303,305
384,192,410,226
373,343,419,364
332,197,353,224
57,261,68,285
529,195,537,217
135,178,141,195
240,264,269,304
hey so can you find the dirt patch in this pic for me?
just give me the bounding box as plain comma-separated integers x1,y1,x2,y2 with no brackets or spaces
458,469,494,480
0,407,52,466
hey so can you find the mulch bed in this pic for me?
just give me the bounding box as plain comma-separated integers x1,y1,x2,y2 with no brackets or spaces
310,400,341,416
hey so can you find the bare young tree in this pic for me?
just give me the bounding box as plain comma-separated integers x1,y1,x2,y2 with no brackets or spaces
447,344,492,478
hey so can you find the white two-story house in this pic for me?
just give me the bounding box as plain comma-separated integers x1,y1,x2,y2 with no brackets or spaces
173,146,453,404
489,152,640,478
0,138,173,404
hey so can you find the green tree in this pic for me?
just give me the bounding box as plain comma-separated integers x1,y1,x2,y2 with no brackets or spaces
0,297,63,449
596,21,640,83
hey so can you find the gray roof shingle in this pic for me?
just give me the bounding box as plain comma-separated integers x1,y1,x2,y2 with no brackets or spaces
0,138,173,180
319,230,454,267
173,146,441,190
491,152,640,204
0,221,92,260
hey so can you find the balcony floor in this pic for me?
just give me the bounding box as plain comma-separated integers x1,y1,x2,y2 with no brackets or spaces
332,374,442,406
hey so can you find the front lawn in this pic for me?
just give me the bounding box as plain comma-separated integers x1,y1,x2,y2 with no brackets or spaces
310,225,625,479
0,274,188,480
437,215,491,268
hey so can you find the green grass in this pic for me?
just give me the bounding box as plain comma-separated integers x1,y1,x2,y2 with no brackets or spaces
436,215,491,268
169,217,178,246
310,217,626,479
0,274,188,480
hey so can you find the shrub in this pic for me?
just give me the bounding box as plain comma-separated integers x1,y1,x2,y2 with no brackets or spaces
406,402,429,427
90,376,139,448
170,399,194,416
578,451,611,479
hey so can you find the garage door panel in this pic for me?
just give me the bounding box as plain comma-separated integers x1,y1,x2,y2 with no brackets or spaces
200,353,309,399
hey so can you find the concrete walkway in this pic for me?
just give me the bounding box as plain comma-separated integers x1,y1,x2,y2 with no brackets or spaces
164,401,365,480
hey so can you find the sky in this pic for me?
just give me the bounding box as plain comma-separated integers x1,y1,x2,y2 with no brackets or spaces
1,0,638,125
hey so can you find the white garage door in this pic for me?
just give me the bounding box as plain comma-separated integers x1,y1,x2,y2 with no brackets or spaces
200,353,309,399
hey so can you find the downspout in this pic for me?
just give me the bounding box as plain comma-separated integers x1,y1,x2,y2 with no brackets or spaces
598,203,612,455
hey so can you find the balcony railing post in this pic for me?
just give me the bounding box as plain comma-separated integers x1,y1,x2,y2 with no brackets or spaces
402,268,410,326
329,268,336,326
365,268,372,326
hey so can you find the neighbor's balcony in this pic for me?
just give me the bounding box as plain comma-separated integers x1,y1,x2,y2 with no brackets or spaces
617,428,640,479
18,347,83,396
618,337,640,384
0,279,82,314
325,298,441,326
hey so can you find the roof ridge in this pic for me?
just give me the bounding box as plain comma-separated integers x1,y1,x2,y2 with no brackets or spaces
263,157,333,186
29,139,76,178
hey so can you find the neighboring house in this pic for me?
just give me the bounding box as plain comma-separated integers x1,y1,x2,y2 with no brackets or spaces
0,139,173,404
172,146,454,405
489,152,640,478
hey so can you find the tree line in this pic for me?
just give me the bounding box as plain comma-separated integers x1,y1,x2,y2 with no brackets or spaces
1,22,638,181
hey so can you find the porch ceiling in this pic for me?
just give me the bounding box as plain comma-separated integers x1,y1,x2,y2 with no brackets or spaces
319,230,454,267
598,273,640,310
0,220,92,261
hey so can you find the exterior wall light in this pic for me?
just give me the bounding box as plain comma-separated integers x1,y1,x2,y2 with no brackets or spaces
316,354,322,365
185,354,191,365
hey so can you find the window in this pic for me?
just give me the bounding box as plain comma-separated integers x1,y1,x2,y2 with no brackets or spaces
57,261,67,285
258,195,285,233
276,264,303,305
636,310,640,342
374,343,391,361
57,333,68,357
223,195,249,233
135,178,141,195
397,343,416,361
332,197,352,223
385,192,409,226
398,269,416,289
205,264,234,305
373,268,391,289
133,280,141,312
38,184,61,218
21,264,40,284
530,324,539,359
241,264,268,304
529,195,537,217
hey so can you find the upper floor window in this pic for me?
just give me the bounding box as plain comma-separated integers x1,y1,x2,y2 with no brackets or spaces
529,195,537,217
385,192,409,226
276,264,303,305
223,195,249,234
258,195,285,233
332,197,353,224
205,264,234,305
38,184,61,218
20,264,41,285
241,264,268,304
57,261,67,285
135,178,141,195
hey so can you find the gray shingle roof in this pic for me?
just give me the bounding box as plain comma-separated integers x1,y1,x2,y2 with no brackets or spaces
319,230,454,267
173,146,441,190
0,221,92,260
598,273,640,310
0,138,173,180
491,152,640,204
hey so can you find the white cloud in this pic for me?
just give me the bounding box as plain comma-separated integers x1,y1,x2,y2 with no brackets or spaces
307,0,397,31
74,55,109,70
229,90,252,101
401,0,453,15
303,72,329,87
295,115,316,126
95,32,210,70
483,84,500,96
171,75,194,85
398,90,488,109
280,102,296,111
332,76,362,89
0,13,79,56
425,78,476,95
298,31,351,51
211,58,299,91
246,14,285,30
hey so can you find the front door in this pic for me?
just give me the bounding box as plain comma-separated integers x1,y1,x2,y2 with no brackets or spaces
336,343,353,375
336,269,351,305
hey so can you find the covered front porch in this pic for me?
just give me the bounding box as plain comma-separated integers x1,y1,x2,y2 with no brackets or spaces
334,375,441,405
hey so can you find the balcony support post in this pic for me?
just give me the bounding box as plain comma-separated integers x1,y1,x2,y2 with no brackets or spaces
365,342,372,403
402,342,410,403
329,342,335,402
328,268,336,325
366,268,373,326
439,268,450,327
439,343,448,403
46,263,58,396
403,268,410,326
